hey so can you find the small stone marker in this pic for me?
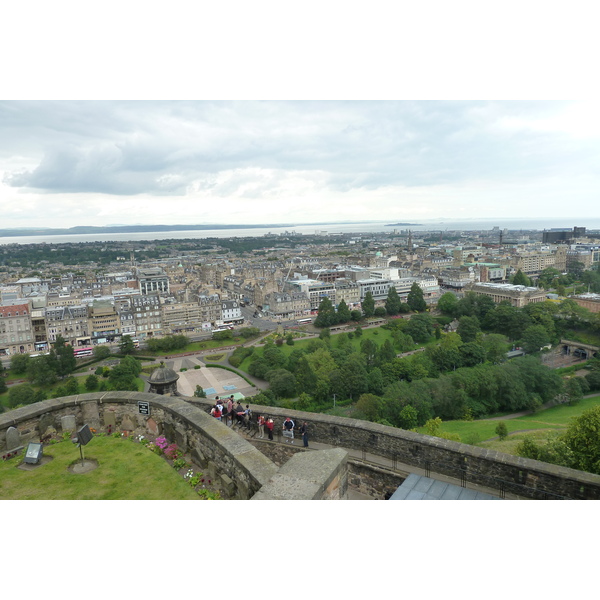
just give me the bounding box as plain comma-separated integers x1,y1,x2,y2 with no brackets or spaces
39,413,56,437
103,411,117,428
61,415,77,433
6,426,20,451
81,402,101,430
121,415,135,431
146,417,159,435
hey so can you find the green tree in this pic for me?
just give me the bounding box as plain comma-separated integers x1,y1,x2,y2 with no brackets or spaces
459,341,486,367
374,306,387,318
398,404,419,429
93,345,111,360
404,313,435,343
85,374,99,391
562,406,600,474
119,335,136,355
512,269,531,286
8,384,36,408
385,286,402,315
350,309,363,322
457,315,481,343
482,333,509,364
406,282,427,312
437,292,458,316
362,292,375,318
194,385,207,398
51,335,76,378
285,333,294,346
495,421,508,441
314,296,338,328
336,299,351,324
10,353,30,374
266,368,297,398
355,393,380,421
521,324,551,354
27,355,58,387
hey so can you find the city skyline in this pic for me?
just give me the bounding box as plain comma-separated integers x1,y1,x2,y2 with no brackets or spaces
1,100,599,231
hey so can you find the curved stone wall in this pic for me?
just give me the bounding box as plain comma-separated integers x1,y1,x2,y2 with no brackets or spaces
3,392,600,500
187,396,600,500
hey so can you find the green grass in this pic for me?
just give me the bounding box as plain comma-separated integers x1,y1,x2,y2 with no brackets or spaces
0,436,200,500
415,394,600,444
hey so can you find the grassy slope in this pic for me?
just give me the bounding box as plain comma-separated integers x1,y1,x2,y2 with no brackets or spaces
0,436,199,500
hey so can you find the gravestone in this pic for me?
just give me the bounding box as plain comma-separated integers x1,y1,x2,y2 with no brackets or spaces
103,411,117,428
39,413,56,437
121,415,135,431
146,417,159,435
61,415,77,433
6,426,20,451
81,401,101,430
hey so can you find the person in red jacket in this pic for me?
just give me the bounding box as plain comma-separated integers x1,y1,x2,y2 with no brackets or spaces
266,418,274,441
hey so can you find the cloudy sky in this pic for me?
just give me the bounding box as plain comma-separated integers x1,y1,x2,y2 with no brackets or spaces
0,100,598,230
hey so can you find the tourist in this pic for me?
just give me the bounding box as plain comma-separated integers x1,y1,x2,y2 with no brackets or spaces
282,417,295,443
227,395,234,426
244,404,252,429
257,415,265,438
300,422,309,448
211,403,222,421
266,418,274,441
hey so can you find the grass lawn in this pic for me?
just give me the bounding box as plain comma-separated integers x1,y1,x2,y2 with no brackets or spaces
415,394,600,445
0,436,199,500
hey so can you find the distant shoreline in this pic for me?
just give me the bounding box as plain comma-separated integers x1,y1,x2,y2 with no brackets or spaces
385,223,422,227
0,222,384,238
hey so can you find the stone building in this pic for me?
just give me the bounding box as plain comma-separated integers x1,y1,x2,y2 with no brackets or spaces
464,282,547,307
45,304,89,346
0,302,35,356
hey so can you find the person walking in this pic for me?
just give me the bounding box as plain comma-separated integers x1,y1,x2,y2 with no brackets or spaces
282,417,295,444
300,422,309,448
257,415,265,439
226,396,234,426
266,417,274,441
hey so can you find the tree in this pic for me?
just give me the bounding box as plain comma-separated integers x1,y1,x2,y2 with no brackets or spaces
482,333,509,364
314,296,338,328
355,393,381,421
459,342,486,367
362,292,375,318
562,406,600,474
437,292,458,316
27,355,58,387
85,374,99,391
10,353,30,374
266,368,297,398
119,335,136,355
93,345,111,360
406,282,427,312
374,306,387,318
51,335,76,378
404,313,435,343
385,286,402,316
457,315,481,343
194,385,207,398
8,384,37,408
495,421,508,441
336,299,351,324
285,333,294,346
512,269,531,286
398,405,419,429
350,309,363,322
521,325,551,354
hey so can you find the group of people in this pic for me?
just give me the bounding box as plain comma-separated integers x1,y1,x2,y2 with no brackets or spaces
210,395,252,429
210,397,309,448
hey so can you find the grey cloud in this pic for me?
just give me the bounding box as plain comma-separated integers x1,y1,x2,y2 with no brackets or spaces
1,101,597,198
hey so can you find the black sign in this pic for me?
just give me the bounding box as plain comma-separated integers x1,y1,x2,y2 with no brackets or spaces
138,401,150,415
77,424,93,446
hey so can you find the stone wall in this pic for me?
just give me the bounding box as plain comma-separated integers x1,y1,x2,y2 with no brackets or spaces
5,392,600,499
187,397,600,500
0,392,349,500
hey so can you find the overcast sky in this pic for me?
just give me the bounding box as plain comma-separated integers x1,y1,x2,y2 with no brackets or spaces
1,100,598,230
